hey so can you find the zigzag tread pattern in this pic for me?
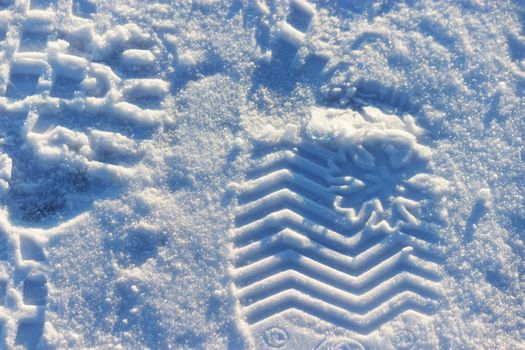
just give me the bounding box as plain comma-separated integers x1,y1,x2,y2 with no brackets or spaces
230,141,444,336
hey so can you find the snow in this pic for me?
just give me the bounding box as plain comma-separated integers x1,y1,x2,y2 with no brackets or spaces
121,49,156,66
276,22,305,48
0,0,522,349
0,153,11,197
122,79,169,98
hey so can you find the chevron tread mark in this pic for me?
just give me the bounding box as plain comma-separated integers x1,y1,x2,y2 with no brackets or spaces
230,106,447,347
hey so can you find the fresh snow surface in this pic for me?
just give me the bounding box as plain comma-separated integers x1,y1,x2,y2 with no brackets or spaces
0,0,522,349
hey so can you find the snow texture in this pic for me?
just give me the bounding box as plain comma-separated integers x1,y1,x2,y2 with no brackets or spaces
0,0,522,349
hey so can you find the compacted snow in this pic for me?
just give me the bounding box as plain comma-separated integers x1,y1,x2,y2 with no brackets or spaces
0,0,523,349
